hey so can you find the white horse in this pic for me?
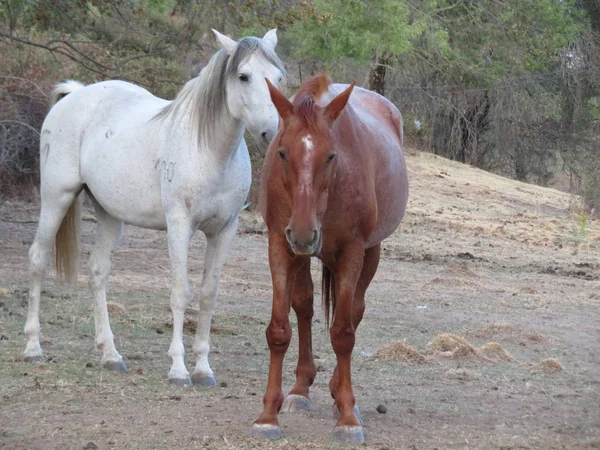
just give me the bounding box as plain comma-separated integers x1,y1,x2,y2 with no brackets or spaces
23,29,285,386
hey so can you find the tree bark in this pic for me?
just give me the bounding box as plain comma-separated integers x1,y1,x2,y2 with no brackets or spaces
368,53,389,96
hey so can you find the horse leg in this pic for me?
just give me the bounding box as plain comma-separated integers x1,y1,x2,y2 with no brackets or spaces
251,236,296,440
281,259,316,412
328,241,366,444
24,189,80,362
88,199,126,371
166,211,193,386
190,218,238,387
331,243,381,424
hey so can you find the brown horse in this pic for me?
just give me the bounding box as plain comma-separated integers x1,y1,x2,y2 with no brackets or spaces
251,73,408,444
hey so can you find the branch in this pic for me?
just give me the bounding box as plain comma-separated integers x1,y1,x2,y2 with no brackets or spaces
0,120,41,136
0,76,48,98
0,31,182,89
0,31,118,79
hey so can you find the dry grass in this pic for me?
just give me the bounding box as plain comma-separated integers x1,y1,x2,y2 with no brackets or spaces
405,152,600,246
469,323,546,343
519,286,539,294
428,277,488,291
540,358,563,374
440,263,479,278
445,369,481,381
374,341,426,363
428,333,478,358
106,301,125,315
480,342,512,361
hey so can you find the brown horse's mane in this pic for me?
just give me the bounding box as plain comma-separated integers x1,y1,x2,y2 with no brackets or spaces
292,73,331,130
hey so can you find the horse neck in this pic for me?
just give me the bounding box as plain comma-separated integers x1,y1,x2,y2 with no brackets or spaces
202,109,246,166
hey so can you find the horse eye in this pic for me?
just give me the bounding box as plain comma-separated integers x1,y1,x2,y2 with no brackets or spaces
327,153,336,163
278,151,287,161
239,74,249,82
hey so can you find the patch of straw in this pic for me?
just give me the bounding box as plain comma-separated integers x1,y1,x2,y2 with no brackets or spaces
374,341,426,363
469,323,546,343
107,301,125,315
428,333,477,358
540,358,562,374
480,342,512,361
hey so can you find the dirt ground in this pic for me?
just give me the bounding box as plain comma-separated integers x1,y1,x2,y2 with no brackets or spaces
1,151,599,450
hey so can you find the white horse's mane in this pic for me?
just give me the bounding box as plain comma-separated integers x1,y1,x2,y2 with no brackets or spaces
154,36,286,146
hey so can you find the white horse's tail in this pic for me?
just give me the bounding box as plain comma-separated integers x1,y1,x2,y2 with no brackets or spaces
55,194,83,284
50,80,85,108
50,80,85,283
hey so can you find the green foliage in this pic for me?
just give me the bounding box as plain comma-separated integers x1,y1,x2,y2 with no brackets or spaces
140,0,176,14
286,0,424,62
421,0,586,87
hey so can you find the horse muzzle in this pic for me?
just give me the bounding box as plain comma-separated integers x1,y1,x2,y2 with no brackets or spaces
285,226,322,256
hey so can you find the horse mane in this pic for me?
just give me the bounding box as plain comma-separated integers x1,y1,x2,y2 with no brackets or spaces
292,73,331,130
153,36,286,146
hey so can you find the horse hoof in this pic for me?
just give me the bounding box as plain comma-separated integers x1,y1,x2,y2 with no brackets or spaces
333,404,364,425
103,360,127,372
333,426,365,444
250,423,281,440
169,377,192,387
281,394,312,412
191,373,216,387
24,355,44,363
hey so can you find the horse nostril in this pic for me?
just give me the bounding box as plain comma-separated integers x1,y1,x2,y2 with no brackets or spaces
285,227,293,242
261,131,269,142
312,229,318,243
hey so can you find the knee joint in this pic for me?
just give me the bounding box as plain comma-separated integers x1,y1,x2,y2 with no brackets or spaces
266,321,291,349
330,324,355,356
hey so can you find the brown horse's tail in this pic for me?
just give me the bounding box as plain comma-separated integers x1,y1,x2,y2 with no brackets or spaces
322,265,336,328
55,193,83,284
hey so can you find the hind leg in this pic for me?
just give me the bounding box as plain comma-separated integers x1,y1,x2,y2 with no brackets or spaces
24,190,79,362
89,199,126,371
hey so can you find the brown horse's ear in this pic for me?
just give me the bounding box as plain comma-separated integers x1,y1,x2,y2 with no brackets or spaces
266,78,293,121
323,82,355,124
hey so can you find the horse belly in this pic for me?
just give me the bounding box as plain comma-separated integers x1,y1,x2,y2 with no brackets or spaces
81,132,166,230
366,152,408,248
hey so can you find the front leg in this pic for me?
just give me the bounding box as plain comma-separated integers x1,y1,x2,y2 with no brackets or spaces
328,241,366,444
191,217,239,386
281,258,317,412
251,234,299,439
165,210,193,386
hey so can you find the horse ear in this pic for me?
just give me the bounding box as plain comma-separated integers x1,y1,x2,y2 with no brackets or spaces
266,78,293,121
212,29,237,55
262,29,278,49
323,82,355,124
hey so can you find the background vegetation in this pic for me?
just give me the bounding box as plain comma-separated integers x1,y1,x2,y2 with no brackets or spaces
1,0,599,212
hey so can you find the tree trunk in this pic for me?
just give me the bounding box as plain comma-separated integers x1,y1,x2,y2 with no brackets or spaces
368,53,389,96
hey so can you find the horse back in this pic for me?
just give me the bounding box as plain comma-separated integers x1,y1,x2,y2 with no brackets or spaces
327,84,409,247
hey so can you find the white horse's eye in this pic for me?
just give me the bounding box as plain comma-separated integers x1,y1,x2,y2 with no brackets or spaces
239,73,250,82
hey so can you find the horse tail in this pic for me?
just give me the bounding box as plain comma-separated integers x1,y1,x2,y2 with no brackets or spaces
55,193,83,284
392,108,404,148
322,265,336,329
49,80,85,108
